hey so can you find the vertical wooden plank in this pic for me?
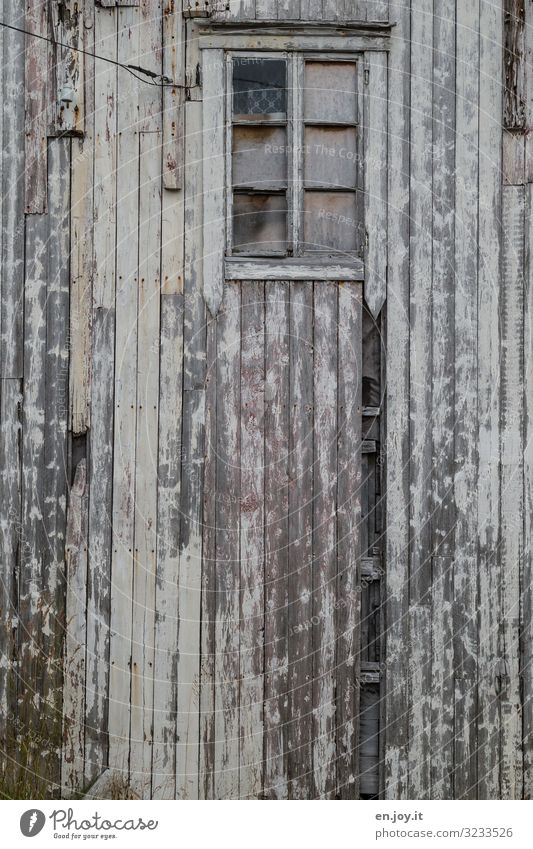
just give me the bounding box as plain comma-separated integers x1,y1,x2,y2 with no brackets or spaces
277,0,300,19
364,51,388,321
224,0,256,19
430,556,454,799
176,387,205,800
52,0,86,136
312,282,337,799
255,0,277,18
524,182,533,798
0,378,22,795
139,0,164,133
384,0,410,800
477,0,503,800
287,282,313,799
44,138,71,793
163,0,185,189
93,7,117,311
503,0,526,130
263,283,289,800
108,2,137,778
336,282,362,799
300,0,322,20
408,604,432,797
407,0,433,799
214,283,241,799
62,461,88,797
199,317,217,800
129,130,162,798
239,282,265,799
409,0,433,608
2,4,25,378
85,307,115,785
25,0,48,213
430,0,456,800
453,0,479,801
152,293,183,800
183,96,207,390
500,184,524,800
202,49,226,317
19,210,49,795
70,2,95,435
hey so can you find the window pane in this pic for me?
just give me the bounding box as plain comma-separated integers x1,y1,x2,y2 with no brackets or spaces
303,192,360,253
304,61,357,125
233,194,287,255
233,126,288,189
233,58,287,119
304,127,358,189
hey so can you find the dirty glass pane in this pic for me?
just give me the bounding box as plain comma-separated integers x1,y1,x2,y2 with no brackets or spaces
304,61,357,125
233,126,288,189
233,57,287,119
303,191,359,253
233,193,287,254
304,126,358,189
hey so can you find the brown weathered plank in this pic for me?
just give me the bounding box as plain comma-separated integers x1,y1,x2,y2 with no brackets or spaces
384,0,410,800
287,282,313,799
263,282,290,800
62,460,88,797
214,283,241,799
336,281,363,799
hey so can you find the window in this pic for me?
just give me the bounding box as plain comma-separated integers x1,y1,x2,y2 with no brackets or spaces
227,53,364,259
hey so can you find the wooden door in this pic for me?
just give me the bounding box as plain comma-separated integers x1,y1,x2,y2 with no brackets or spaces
200,279,363,799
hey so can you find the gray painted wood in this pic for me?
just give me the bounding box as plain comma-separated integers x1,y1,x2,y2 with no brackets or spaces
263,282,290,799
287,282,313,798
477,0,503,800
383,0,410,801
336,282,363,798
453,0,480,800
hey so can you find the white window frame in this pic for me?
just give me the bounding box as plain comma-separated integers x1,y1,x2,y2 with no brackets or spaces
225,51,364,267
200,29,388,316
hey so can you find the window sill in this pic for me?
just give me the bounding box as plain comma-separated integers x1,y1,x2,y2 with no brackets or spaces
224,256,364,281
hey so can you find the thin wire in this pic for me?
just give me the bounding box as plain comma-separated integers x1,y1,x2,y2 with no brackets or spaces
0,18,183,88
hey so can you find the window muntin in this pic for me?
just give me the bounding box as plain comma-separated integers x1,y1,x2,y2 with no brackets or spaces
227,52,362,260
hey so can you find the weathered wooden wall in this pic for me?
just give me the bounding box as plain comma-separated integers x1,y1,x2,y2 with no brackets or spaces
0,0,532,801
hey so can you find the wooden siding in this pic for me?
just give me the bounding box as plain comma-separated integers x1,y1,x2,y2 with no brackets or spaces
0,0,532,802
